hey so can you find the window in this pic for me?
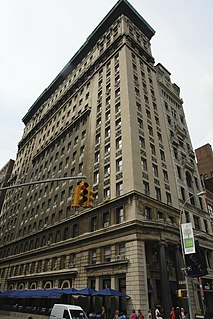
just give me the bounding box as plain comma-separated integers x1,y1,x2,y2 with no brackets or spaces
145,207,151,219
105,144,110,155
139,136,145,148
194,216,200,229
158,150,164,162
60,255,66,269
103,212,110,227
163,170,168,182
138,118,143,129
104,188,110,199
91,216,97,232
94,171,99,184
96,134,101,144
116,158,122,172
95,152,100,163
143,181,149,195
186,171,192,188
104,165,110,176
148,125,153,136
177,166,182,179
118,243,125,258
204,219,209,233
166,192,172,205
152,164,158,177
116,137,122,149
155,187,161,201
105,127,110,138
141,158,147,171
91,249,97,264
150,143,156,155
116,207,124,224
116,182,123,196
157,211,163,220
103,246,111,262
72,224,79,237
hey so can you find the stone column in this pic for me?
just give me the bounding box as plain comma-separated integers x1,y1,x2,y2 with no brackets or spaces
158,241,172,319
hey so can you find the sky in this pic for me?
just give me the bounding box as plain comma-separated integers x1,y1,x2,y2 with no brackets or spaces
0,0,213,169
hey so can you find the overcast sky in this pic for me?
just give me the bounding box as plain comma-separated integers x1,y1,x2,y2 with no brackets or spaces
0,0,213,169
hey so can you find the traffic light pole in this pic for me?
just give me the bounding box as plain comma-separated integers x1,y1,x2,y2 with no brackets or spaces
0,176,87,191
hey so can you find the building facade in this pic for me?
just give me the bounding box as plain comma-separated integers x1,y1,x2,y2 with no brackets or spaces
195,143,213,235
0,0,213,317
0,159,15,212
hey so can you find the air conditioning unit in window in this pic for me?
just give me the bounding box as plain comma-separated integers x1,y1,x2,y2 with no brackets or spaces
115,255,122,261
46,240,52,246
70,263,75,268
103,222,109,227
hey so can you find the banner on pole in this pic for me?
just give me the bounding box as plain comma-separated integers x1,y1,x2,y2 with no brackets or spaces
181,223,195,254
185,240,208,277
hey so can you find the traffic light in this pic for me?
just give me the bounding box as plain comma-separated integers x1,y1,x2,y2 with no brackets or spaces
79,182,89,206
72,181,94,208
84,186,94,208
72,183,81,207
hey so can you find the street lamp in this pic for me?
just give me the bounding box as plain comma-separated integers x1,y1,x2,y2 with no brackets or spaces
179,191,205,319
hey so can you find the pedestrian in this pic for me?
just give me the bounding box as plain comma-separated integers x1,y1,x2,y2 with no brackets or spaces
182,311,188,319
118,312,126,319
175,307,181,319
101,307,106,319
170,307,175,319
131,310,137,319
157,314,163,319
180,308,185,319
137,309,145,319
155,307,160,319
113,310,120,319
147,309,152,319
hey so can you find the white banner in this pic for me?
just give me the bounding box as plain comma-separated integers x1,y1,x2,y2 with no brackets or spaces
181,222,195,254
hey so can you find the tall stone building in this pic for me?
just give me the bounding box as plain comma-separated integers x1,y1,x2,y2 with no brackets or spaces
0,0,213,317
0,159,15,212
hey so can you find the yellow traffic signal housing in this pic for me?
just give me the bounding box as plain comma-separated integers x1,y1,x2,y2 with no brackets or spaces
79,182,89,205
87,188,95,208
72,181,94,208
72,184,81,207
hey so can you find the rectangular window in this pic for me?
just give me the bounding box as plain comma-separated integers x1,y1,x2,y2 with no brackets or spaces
152,164,158,177
91,249,97,264
145,207,151,219
116,182,123,196
103,246,111,262
143,181,149,195
72,224,79,237
116,207,124,224
103,212,110,227
141,158,147,171
155,187,161,201
116,158,122,172
91,216,98,232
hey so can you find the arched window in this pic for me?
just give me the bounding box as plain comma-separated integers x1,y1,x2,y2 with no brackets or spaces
186,171,192,187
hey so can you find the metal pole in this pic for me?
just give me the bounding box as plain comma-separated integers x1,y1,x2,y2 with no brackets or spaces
179,220,193,319
0,175,87,191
